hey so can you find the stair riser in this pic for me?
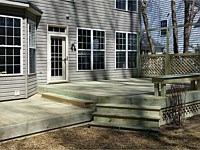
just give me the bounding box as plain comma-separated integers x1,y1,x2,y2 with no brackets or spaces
96,107,160,116
98,98,166,107
93,116,160,128
42,94,93,108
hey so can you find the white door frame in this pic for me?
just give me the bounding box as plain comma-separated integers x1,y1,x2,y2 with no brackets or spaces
47,33,69,84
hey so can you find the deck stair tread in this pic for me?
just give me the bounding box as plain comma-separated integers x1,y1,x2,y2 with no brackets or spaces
89,121,160,132
96,103,161,110
42,92,94,108
93,112,160,121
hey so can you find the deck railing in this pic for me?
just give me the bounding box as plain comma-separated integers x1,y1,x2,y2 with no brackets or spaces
139,53,200,77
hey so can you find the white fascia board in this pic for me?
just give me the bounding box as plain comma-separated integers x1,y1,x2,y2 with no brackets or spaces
0,0,29,8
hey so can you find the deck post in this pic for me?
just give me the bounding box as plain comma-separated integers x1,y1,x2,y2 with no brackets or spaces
154,83,160,96
197,80,200,90
161,84,166,97
191,81,196,90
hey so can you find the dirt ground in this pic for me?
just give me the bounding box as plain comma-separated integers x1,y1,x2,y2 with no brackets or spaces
0,115,200,150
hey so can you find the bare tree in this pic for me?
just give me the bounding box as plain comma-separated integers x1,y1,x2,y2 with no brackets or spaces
171,0,179,53
184,0,200,53
141,0,156,54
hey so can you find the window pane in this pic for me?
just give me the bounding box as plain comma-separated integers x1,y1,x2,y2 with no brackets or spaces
161,20,167,36
14,48,20,55
0,47,5,55
7,56,13,64
6,47,13,55
116,0,126,10
128,33,137,50
93,30,105,50
14,19,20,27
14,56,20,64
128,51,137,68
78,29,91,50
0,17,5,26
0,36,5,45
93,51,105,70
29,48,36,73
116,51,126,68
0,56,5,64
78,51,91,70
29,23,36,48
14,28,20,36
7,65,13,74
14,65,20,73
128,0,137,11
7,18,13,27
116,32,126,50
14,37,20,45
0,65,6,74
7,37,13,45
0,27,5,35
7,27,13,36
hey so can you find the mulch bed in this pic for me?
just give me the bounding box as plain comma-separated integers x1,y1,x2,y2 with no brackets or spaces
0,115,200,150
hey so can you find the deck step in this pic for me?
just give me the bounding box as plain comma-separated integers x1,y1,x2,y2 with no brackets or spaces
96,103,161,116
42,93,95,108
89,121,160,132
93,112,160,121
96,103,161,110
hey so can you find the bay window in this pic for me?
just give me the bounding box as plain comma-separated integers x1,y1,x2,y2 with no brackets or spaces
0,15,22,75
116,32,137,69
78,28,106,70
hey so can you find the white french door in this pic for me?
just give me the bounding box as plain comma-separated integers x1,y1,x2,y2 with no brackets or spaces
47,35,68,83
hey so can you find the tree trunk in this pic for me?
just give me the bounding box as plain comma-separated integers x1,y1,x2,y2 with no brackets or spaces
171,0,179,53
141,0,156,54
184,0,199,53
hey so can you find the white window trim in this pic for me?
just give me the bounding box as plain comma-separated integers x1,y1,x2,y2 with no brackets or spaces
28,19,36,75
115,31,137,69
76,27,106,71
0,14,23,76
115,0,138,12
160,20,168,36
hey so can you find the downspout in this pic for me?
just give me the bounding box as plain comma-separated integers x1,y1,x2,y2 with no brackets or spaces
25,12,28,98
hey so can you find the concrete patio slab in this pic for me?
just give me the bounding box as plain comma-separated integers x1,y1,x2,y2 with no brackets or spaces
0,94,93,141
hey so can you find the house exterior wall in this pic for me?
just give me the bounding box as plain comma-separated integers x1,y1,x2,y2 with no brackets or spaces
0,5,37,101
142,0,200,53
29,0,140,84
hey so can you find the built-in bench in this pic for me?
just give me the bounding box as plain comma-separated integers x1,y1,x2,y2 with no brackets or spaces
152,73,200,97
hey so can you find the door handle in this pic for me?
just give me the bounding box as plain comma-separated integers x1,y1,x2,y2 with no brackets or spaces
63,56,68,62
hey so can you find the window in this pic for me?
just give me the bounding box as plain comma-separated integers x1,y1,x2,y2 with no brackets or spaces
48,26,66,33
0,15,22,75
29,21,36,74
160,20,167,36
116,0,138,12
116,32,137,69
78,28,106,70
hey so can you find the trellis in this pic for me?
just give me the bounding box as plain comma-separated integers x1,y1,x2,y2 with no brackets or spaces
140,53,200,77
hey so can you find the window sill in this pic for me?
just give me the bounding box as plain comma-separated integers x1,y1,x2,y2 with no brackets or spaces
0,74,23,77
28,73,37,76
114,8,138,13
77,69,106,72
115,68,137,70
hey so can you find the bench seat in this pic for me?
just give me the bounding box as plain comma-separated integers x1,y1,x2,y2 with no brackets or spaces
152,73,200,96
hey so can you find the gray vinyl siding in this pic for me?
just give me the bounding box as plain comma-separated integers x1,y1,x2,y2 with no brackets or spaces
0,5,37,101
143,0,200,53
29,0,140,84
